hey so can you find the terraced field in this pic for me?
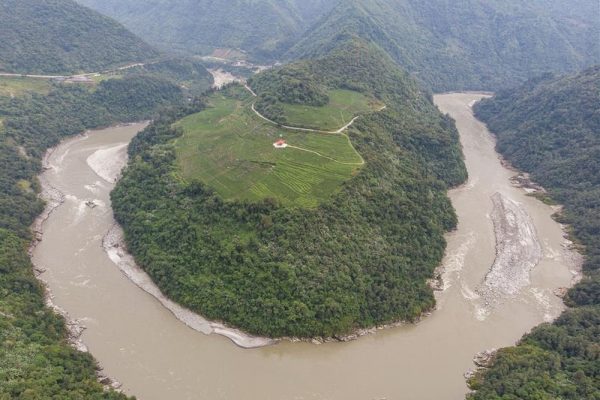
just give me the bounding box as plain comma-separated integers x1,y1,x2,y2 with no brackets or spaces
280,89,384,131
174,86,365,207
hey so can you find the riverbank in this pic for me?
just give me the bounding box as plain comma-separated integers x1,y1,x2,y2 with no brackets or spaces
102,224,276,349
29,124,273,351
80,123,275,349
29,130,123,391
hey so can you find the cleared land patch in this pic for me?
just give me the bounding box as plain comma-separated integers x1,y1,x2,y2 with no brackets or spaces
174,87,364,207
0,76,52,96
279,89,384,131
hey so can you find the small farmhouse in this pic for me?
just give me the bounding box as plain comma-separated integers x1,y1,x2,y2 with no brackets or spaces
273,139,288,149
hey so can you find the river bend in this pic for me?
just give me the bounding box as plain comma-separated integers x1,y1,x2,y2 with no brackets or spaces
31,93,579,399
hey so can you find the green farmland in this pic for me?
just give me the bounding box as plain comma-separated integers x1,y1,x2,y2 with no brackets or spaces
174,86,365,207
280,89,384,131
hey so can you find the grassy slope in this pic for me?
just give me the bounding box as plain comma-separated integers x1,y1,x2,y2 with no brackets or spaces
0,77,53,97
174,87,362,208
0,0,158,74
279,89,383,131
468,67,600,399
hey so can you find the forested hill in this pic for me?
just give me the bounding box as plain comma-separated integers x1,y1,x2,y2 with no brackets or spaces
76,0,337,60
287,0,599,91
111,38,467,338
0,0,158,74
468,67,600,399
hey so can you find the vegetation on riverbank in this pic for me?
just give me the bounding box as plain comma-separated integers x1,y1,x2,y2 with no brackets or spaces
0,74,189,397
122,59,214,96
468,67,600,399
112,38,467,338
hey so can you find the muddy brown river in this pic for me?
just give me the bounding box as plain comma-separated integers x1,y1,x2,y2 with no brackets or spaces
31,93,580,400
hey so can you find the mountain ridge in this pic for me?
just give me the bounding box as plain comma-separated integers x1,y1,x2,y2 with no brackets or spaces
76,0,338,60
0,0,159,74
286,0,599,91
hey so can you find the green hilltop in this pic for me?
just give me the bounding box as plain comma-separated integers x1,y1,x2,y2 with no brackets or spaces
112,38,467,338
0,0,159,74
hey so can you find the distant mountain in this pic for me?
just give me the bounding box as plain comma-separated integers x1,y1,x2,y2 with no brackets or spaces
76,0,338,60
287,0,600,91
469,67,600,399
0,0,159,74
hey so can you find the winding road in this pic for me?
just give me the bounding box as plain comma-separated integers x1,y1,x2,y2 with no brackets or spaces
244,84,387,166
0,62,156,80
246,86,386,135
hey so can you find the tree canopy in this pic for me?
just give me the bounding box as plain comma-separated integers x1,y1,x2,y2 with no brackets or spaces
0,0,158,74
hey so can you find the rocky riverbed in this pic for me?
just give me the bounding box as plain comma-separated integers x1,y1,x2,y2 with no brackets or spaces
476,192,543,315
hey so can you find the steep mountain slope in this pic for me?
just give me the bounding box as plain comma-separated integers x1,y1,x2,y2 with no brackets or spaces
287,0,599,91
76,0,337,60
0,0,158,74
468,67,600,399
111,38,467,338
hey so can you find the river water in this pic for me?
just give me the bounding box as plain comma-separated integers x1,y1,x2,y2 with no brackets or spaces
31,93,579,400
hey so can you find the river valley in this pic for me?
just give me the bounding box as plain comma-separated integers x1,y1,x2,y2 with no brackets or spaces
30,93,580,400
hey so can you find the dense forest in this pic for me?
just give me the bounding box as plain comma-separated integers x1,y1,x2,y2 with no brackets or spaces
0,0,158,74
0,71,189,397
119,58,213,97
248,63,329,124
287,0,599,91
111,38,467,338
76,0,337,60
468,67,600,399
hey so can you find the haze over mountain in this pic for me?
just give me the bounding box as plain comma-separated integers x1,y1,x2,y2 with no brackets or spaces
76,0,337,60
77,0,598,91
288,0,600,91
0,0,158,74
